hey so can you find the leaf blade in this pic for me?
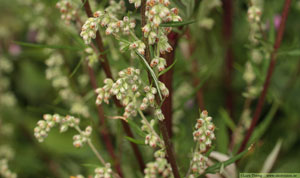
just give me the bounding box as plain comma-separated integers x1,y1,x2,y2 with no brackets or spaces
136,51,163,101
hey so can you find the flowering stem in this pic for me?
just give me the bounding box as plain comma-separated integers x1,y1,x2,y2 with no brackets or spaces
238,0,292,153
140,0,181,177
75,5,121,173
80,0,146,172
185,143,199,178
158,121,181,178
87,139,107,166
137,109,164,146
75,126,121,178
84,40,123,177
74,127,106,165
88,140,122,178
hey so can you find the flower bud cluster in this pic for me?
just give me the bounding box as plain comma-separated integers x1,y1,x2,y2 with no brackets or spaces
144,149,173,178
193,111,215,152
80,17,100,44
243,2,264,99
158,81,169,98
129,0,141,8
243,62,255,85
104,0,125,14
154,109,165,121
85,47,98,67
94,163,112,178
0,57,16,107
190,152,209,175
80,0,133,44
247,6,262,23
45,53,68,88
34,114,80,142
139,86,157,111
129,40,146,55
189,111,215,177
96,68,142,118
96,67,168,119
55,0,77,24
150,57,167,72
45,53,90,118
0,159,17,178
142,119,161,148
140,0,181,54
73,126,92,148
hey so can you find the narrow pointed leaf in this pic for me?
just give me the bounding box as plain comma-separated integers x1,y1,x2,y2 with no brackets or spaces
15,41,82,50
160,20,197,27
158,58,177,77
127,119,147,137
136,51,163,101
204,146,251,174
125,136,145,145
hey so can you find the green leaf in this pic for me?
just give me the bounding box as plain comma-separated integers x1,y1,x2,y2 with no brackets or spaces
69,57,84,78
215,117,229,153
14,41,82,50
172,0,186,12
219,108,236,131
249,102,279,145
205,145,215,157
174,58,218,111
277,49,300,57
81,163,99,168
124,136,145,145
182,0,195,18
160,20,197,27
268,17,276,44
261,139,283,173
158,58,177,77
204,146,251,174
136,51,163,101
127,119,146,137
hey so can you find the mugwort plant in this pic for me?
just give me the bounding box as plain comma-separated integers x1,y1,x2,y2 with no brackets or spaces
0,0,296,177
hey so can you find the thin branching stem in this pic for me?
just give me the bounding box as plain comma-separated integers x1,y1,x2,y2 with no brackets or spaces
238,0,292,153
138,109,164,146
140,0,181,177
80,0,146,172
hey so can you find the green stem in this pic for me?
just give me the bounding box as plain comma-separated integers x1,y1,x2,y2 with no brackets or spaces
137,109,164,147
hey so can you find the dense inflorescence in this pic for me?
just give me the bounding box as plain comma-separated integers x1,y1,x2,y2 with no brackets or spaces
144,149,173,178
188,110,215,177
94,163,113,178
0,159,17,178
80,0,127,44
34,114,81,142
0,56,16,107
56,0,77,24
95,67,168,119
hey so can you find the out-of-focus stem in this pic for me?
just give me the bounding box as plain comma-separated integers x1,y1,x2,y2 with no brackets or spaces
238,0,292,153
75,8,123,175
222,0,234,119
86,65,123,177
186,29,205,110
